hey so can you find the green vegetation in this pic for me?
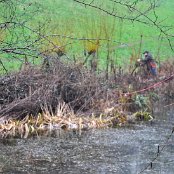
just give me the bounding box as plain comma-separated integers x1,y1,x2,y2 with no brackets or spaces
34,0,174,58
0,0,174,73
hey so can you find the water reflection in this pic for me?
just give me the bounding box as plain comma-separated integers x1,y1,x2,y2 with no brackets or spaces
0,107,174,174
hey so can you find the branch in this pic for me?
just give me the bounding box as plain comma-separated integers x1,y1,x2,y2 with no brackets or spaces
73,0,153,25
0,58,8,73
73,0,174,51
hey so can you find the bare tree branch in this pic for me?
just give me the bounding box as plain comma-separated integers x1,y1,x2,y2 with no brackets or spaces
73,0,174,51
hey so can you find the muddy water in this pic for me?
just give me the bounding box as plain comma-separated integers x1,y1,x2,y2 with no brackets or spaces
0,107,174,174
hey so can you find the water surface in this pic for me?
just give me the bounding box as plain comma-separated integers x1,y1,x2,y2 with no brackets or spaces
0,107,174,174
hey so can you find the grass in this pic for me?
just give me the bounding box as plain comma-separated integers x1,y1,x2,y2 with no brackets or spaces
0,102,127,138
0,101,154,138
0,0,174,72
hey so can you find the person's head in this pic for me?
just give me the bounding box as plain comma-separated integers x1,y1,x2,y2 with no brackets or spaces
143,51,149,57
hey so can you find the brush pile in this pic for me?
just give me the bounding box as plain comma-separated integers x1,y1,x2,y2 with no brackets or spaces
0,58,174,138
0,59,100,121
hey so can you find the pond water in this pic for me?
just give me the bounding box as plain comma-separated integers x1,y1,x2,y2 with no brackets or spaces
0,107,174,174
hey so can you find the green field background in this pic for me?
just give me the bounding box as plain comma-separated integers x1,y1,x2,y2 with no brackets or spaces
0,0,174,72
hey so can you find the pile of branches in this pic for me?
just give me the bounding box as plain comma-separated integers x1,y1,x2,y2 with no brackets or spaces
0,57,174,123
0,59,101,121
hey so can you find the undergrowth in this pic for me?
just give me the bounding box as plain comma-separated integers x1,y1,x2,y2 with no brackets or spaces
0,58,174,138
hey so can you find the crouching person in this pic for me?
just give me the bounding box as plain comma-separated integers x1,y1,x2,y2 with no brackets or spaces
138,51,157,77
142,51,157,77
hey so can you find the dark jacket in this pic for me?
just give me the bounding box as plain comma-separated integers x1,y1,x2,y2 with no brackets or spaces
142,53,157,76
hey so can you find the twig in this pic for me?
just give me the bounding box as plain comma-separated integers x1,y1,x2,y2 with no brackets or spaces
0,58,8,74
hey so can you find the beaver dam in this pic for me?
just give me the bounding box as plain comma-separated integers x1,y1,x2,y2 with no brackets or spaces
0,59,174,138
